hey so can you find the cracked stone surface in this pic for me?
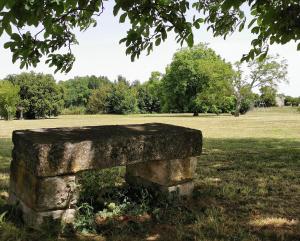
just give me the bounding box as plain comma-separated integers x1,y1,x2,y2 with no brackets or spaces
12,123,202,177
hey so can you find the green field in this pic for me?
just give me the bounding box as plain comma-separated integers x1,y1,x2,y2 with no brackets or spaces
0,107,300,241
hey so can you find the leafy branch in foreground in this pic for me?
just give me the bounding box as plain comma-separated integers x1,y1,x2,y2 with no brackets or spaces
0,0,299,72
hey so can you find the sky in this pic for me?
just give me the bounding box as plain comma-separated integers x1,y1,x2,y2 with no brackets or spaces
0,2,299,97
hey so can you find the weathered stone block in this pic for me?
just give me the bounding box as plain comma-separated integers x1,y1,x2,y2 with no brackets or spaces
126,174,195,196
12,123,202,177
9,193,75,226
126,157,197,186
10,163,78,211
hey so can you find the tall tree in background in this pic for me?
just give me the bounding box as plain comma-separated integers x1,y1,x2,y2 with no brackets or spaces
106,78,138,114
260,86,277,107
146,71,164,104
86,84,112,114
59,76,110,108
137,72,163,113
162,44,234,116
0,1,299,72
233,55,288,116
0,80,19,120
7,72,64,119
232,62,252,117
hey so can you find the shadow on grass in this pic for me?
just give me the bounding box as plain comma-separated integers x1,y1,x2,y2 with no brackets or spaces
191,138,300,241
75,138,300,241
0,137,299,241
140,113,232,118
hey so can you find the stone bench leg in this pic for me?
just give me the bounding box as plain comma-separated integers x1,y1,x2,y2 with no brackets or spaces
125,157,197,196
9,162,78,226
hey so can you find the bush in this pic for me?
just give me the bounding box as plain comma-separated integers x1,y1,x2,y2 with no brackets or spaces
220,96,236,113
259,86,277,107
59,76,111,108
106,81,138,114
137,86,161,114
86,85,111,114
284,96,300,106
0,81,20,120
239,98,253,115
61,106,86,115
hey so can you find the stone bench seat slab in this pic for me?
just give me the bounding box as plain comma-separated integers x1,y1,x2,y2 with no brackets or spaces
12,123,202,177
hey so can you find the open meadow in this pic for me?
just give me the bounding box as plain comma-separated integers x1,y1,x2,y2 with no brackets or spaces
0,107,300,241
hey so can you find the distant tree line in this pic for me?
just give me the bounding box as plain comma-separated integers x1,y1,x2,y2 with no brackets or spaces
0,44,292,120
284,96,300,107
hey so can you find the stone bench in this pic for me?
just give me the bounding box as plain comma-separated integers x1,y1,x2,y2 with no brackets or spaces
9,123,202,226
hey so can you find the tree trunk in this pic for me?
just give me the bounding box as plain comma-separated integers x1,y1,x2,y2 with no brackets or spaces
193,112,199,116
20,109,23,120
234,97,241,117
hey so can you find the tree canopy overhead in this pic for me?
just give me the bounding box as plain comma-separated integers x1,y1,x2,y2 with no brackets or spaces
1,0,300,72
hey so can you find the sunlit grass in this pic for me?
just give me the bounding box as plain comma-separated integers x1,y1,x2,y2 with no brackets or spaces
0,107,299,240
250,217,298,228
0,107,299,139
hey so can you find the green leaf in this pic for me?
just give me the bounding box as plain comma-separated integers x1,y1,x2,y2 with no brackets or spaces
0,0,5,11
248,18,257,28
113,5,120,16
258,52,267,62
186,34,194,47
297,43,300,51
66,0,77,8
239,21,245,32
55,3,64,15
4,23,12,35
125,47,132,55
155,38,161,46
5,0,15,8
119,37,127,44
130,52,136,62
161,29,167,40
249,50,255,60
78,0,87,9
147,43,153,55
12,53,18,63
11,33,21,41
193,22,200,29
270,36,276,45
20,61,25,69
3,42,12,49
251,26,260,34
119,13,127,23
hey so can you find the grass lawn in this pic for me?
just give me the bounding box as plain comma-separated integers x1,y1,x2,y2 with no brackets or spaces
0,107,299,241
